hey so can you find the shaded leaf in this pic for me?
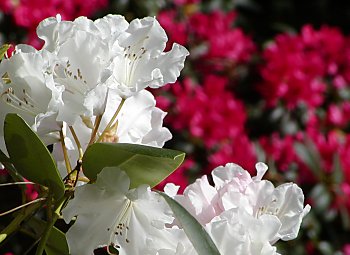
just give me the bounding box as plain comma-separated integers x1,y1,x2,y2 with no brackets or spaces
158,192,221,255
25,217,69,255
331,153,343,184
294,141,322,174
82,143,185,188
310,184,331,212
0,149,24,183
4,114,64,199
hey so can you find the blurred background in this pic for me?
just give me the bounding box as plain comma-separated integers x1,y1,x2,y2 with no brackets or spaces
1,0,350,254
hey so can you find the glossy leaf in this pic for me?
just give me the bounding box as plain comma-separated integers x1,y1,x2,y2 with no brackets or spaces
4,114,64,199
158,192,221,255
82,143,185,188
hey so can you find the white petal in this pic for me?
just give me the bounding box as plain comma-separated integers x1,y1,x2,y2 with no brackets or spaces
118,17,167,57
164,183,180,198
272,183,311,241
253,162,268,181
63,167,174,255
148,43,189,88
94,14,129,40
141,108,172,147
176,175,220,224
212,163,252,190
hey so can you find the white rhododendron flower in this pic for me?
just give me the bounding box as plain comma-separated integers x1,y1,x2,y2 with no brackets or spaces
52,29,111,124
166,162,310,255
52,90,171,172
0,45,62,151
37,14,189,100
206,209,281,255
106,17,189,98
62,167,174,255
37,14,128,54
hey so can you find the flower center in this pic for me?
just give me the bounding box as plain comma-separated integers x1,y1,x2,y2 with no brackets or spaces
107,199,133,251
255,199,280,218
1,83,41,116
123,45,147,87
54,60,88,96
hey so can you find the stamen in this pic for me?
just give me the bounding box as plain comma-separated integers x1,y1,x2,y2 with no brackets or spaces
1,87,40,116
1,72,11,84
108,199,133,246
124,45,147,87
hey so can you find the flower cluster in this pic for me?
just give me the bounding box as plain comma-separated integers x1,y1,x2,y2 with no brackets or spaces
62,162,310,255
158,9,256,74
257,25,350,214
0,14,188,162
164,162,310,255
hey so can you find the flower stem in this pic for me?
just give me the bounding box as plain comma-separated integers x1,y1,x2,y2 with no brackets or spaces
0,198,43,243
88,114,102,145
97,98,125,143
0,198,46,217
35,195,66,255
69,126,84,160
59,130,72,174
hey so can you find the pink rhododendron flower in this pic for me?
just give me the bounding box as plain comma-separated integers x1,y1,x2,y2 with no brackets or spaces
208,136,257,174
158,10,188,48
259,133,301,172
167,75,247,148
158,9,256,72
0,0,108,47
344,244,350,255
189,11,256,71
173,0,201,6
259,24,350,110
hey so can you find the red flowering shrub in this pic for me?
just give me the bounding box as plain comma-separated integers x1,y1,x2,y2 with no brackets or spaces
0,0,107,47
158,9,256,73
166,75,247,147
258,25,350,110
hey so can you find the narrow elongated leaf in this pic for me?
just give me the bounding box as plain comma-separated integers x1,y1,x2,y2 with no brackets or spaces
82,143,185,188
4,114,64,199
294,141,322,174
25,217,69,255
332,153,343,184
158,192,221,255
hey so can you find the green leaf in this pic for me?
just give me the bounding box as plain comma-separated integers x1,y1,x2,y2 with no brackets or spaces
82,143,185,188
310,184,331,212
157,192,221,255
0,148,10,162
0,149,24,183
0,44,11,60
25,217,69,255
0,201,43,244
331,153,343,184
294,141,322,174
4,114,64,199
